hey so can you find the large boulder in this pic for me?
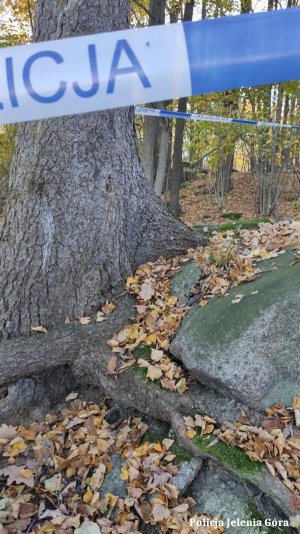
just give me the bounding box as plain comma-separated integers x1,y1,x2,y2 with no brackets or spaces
188,461,292,533
170,250,300,410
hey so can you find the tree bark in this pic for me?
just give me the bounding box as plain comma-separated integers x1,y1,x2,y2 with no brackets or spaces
154,117,171,196
141,0,166,188
169,0,194,217
0,0,200,338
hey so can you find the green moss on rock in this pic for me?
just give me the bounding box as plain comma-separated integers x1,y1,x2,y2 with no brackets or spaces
193,435,263,476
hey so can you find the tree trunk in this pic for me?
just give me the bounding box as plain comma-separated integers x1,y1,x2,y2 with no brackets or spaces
154,117,171,197
0,0,199,338
215,152,235,209
169,1,194,217
141,0,166,188
169,97,188,216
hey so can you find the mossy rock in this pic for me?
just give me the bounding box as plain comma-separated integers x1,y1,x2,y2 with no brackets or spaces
187,461,291,533
170,249,300,409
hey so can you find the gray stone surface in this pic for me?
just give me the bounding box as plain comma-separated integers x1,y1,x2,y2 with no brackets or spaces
170,263,201,304
172,458,202,494
170,250,300,409
99,454,127,499
188,462,292,533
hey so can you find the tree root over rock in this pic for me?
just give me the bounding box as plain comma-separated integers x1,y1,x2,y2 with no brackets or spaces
0,295,299,520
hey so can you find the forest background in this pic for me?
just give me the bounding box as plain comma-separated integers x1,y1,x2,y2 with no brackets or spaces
1,0,300,227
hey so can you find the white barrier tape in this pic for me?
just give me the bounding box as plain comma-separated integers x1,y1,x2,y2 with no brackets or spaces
135,107,300,130
0,8,299,124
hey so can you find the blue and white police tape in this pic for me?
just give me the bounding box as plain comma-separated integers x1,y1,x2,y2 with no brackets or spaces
135,107,300,130
0,8,300,125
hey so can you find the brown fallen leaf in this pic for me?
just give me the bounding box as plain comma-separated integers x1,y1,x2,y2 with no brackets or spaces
102,301,116,315
107,356,118,375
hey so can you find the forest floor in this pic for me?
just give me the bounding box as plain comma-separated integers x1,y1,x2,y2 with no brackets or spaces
1,219,300,533
179,171,300,227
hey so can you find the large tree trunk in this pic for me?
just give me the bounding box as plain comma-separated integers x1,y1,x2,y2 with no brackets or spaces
0,0,199,338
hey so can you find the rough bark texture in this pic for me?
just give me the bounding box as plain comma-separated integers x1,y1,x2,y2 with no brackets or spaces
0,0,200,337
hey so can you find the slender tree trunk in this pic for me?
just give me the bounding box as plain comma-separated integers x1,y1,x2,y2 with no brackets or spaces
169,97,188,215
0,0,199,338
169,0,194,216
154,118,171,196
141,0,166,188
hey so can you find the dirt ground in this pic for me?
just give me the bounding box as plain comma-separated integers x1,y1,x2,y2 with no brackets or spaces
179,171,300,227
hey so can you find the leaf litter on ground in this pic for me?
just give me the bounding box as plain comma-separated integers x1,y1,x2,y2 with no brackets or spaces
0,399,223,534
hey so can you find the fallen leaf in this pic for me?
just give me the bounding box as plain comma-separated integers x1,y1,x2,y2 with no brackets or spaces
146,365,163,381
0,465,34,488
107,356,118,375
0,424,17,440
139,282,154,301
74,521,101,534
186,429,197,439
101,302,116,315
31,326,48,333
78,317,91,326
65,392,78,401
44,474,63,493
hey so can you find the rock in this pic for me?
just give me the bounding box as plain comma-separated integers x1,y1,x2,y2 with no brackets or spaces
99,454,127,499
170,263,201,305
172,458,202,494
187,461,292,533
170,250,300,410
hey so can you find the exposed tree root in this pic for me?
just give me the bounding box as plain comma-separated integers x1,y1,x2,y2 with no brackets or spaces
0,296,299,519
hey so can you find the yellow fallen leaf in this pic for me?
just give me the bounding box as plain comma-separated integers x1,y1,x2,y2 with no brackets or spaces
9,438,27,457
126,276,138,285
20,468,33,479
186,429,197,439
167,295,177,306
293,396,300,409
66,467,75,478
120,467,129,481
145,333,158,345
127,325,139,341
83,490,93,504
199,300,208,307
39,524,57,532
202,424,215,435
153,442,163,452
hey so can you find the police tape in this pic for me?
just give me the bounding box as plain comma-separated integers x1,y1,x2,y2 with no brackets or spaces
0,8,300,125
135,107,300,130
